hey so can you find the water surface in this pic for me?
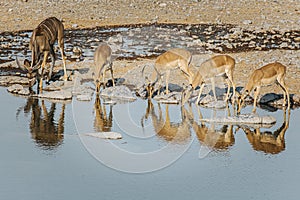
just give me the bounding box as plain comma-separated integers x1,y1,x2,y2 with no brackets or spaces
1,87,300,200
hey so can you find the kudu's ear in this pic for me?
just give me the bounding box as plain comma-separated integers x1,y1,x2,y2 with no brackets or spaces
24,59,31,68
15,57,29,72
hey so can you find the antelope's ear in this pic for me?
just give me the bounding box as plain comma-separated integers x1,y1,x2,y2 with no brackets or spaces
24,59,31,68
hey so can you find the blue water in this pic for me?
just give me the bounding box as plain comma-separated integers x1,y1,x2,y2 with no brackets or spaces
0,87,299,200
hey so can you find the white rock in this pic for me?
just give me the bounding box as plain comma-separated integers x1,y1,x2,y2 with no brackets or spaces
100,85,136,101
243,20,252,25
38,90,72,100
85,132,122,139
76,94,92,101
202,113,276,125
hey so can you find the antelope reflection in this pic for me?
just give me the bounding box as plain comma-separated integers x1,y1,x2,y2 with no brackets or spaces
239,109,290,154
17,98,65,151
190,107,235,151
93,96,113,132
142,100,191,144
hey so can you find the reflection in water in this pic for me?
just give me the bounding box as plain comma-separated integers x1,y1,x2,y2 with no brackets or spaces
93,96,113,132
189,106,235,151
143,100,191,143
17,98,65,151
240,109,290,154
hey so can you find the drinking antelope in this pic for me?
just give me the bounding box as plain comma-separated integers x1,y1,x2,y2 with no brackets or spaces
182,55,236,105
238,62,290,113
93,43,115,94
144,48,192,97
16,17,67,93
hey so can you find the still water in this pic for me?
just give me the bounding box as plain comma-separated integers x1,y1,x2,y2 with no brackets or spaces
1,86,300,200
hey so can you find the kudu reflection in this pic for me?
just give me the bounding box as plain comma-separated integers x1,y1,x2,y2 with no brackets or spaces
93,96,113,132
142,100,191,143
17,98,65,150
239,109,290,154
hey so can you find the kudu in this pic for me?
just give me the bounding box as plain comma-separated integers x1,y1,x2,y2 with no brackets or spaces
143,48,193,97
93,43,115,94
182,55,236,105
16,17,67,93
238,62,290,113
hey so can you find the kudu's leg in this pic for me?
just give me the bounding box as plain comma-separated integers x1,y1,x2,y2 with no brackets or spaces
47,45,55,84
39,51,49,93
57,30,67,81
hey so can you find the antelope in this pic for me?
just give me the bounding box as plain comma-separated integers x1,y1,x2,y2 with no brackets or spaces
143,48,192,97
182,55,236,105
16,17,67,93
238,109,290,154
93,43,115,94
238,62,290,113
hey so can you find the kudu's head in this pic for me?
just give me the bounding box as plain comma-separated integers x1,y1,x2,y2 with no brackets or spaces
15,28,45,88
16,57,41,88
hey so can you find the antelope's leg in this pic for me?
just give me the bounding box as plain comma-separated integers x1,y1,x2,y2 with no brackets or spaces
252,86,261,113
227,70,236,104
165,70,170,94
224,78,231,102
211,77,217,101
196,84,205,105
277,76,290,109
109,62,115,87
39,52,49,93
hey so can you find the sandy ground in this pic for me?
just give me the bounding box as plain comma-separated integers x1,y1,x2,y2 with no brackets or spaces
0,0,300,98
1,0,299,32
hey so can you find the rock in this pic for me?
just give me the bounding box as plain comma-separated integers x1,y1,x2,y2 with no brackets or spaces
292,94,300,105
159,3,167,7
85,132,122,139
243,20,252,25
72,24,78,28
100,85,137,101
76,94,92,101
259,93,282,104
202,113,276,125
153,91,181,104
202,100,227,109
72,84,94,96
37,90,72,100
0,76,28,86
7,84,30,95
